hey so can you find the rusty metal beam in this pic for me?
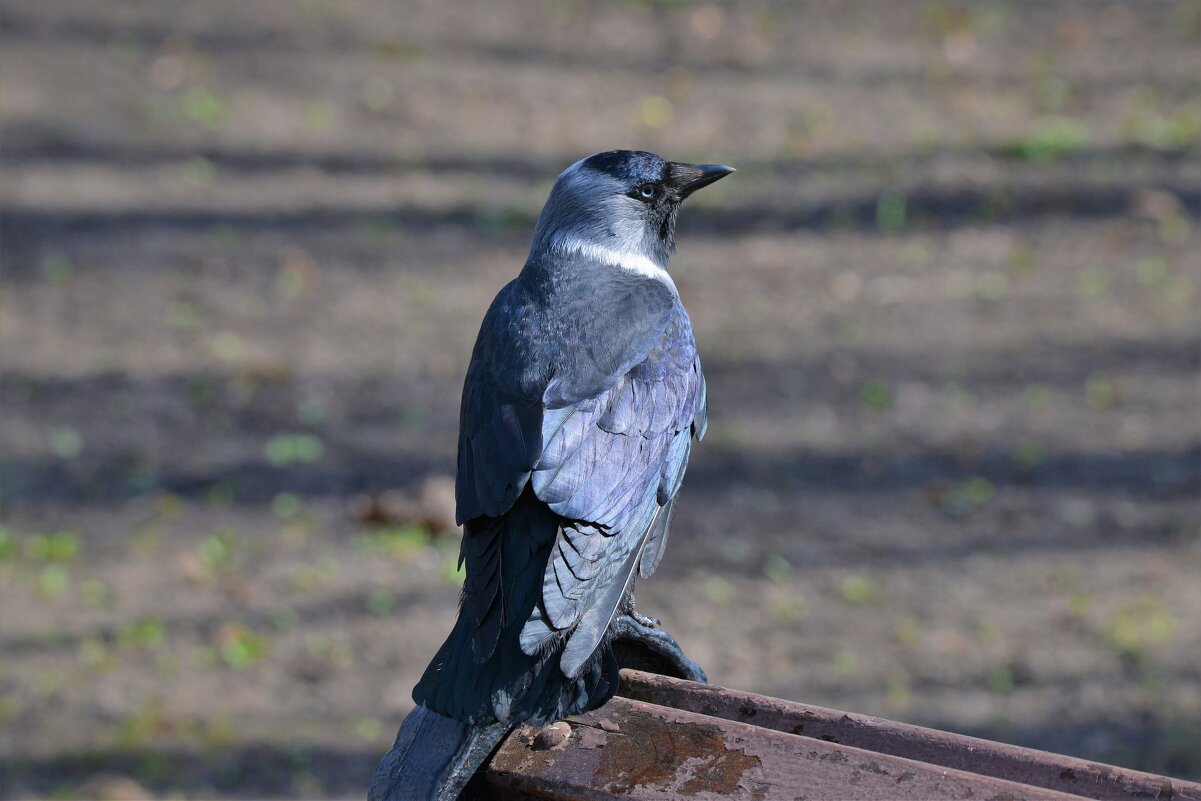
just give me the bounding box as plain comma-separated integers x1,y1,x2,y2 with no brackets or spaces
617,669,1201,801
486,694,1099,800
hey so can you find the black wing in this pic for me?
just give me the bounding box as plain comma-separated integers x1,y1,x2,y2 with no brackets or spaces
454,271,706,680
524,303,706,678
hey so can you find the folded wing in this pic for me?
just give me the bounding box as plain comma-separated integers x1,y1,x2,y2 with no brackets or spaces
523,305,706,678
454,272,707,684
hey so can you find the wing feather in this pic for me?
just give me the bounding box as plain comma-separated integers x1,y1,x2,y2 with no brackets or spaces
456,270,706,689
520,303,705,675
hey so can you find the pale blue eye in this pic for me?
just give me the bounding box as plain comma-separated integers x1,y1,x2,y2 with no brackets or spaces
639,185,655,199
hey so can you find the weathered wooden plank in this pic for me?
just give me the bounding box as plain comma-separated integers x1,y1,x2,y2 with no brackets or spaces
618,669,1201,801
486,695,1094,800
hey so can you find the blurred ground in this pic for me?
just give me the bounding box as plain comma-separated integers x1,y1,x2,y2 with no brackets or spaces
1,0,1200,798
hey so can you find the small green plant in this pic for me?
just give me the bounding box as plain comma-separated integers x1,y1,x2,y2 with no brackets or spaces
181,156,216,187
976,619,1002,644
40,255,74,286
34,672,64,699
210,331,244,361
297,398,327,425
271,492,303,521
197,533,233,571
1012,442,1045,471
987,664,1016,693
217,623,269,669
302,101,336,130
1007,116,1090,162
1104,595,1175,657
975,271,1010,301
473,206,535,235
876,191,907,233
833,648,859,675
118,697,170,748
358,526,429,561
637,95,673,129
26,531,79,562
1007,246,1038,274
886,668,912,711
354,717,385,741
963,476,995,505
442,548,466,587
703,576,735,605
1034,76,1070,112
210,223,241,250
1076,267,1112,299
860,379,891,411
165,301,201,330
840,575,883,605
769,597,807,622
50,428,84,460
1084,375,1118,409
1122,106,1201,151
305,632,354,670
78,637,114,670
367,588,396,616
719,539,751,565
1136,256,1171,287
360,77,394,110
944,476,995,515
289,558,340,592
180,87,227,126
893,618,919,648
118,617,167,651
206,483,236,507
1068,591,1093,618
272,608,300,633
1023,383,1051,412
265,434,325,466
763,554,792,583
38,565,70,596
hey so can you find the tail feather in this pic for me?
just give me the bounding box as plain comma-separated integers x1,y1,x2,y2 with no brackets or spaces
413,487,620,725
385,488,624,797
369,704,510,801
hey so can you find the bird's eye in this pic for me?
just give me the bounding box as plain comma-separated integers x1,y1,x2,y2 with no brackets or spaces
638,185,656,199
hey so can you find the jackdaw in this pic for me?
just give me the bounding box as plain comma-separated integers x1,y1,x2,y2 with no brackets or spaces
370,150,733,800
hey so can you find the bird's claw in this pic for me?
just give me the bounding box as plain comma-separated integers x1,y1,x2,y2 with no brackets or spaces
610,614,708,684
629,609,660,628
621,592,660,628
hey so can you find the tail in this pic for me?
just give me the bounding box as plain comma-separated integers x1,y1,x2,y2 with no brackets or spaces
413,488,621,726
373,488,621,798
368,704,510,801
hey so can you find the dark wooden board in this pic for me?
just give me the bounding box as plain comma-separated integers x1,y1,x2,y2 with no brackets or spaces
617,670,1201,801
487,694,1098,800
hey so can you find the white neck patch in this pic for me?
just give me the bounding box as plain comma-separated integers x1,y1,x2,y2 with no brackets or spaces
552,235,677,294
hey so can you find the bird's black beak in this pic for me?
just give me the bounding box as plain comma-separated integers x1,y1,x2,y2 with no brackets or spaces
667,162,736,199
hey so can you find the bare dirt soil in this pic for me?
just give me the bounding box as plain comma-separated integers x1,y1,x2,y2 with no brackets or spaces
1,1,1199,797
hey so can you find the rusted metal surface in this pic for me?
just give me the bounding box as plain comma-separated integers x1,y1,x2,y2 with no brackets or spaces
486,695,1097,800
617,669,1201,801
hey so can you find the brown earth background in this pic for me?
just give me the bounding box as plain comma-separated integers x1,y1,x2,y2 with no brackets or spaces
1,1,1200,797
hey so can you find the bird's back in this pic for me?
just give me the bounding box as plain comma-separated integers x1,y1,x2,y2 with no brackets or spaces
416,252,705,726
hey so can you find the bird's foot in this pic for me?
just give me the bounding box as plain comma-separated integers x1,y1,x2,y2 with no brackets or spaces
611,614,708,684
629,608,660,628
620,592,660,628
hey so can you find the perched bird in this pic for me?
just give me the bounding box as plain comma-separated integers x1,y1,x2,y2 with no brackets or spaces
370,150,733,800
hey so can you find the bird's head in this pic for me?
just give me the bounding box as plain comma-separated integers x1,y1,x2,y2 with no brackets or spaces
529,150,734,285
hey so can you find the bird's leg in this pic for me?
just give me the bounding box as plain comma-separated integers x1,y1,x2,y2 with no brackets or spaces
611,613,708,684
620,590,660,628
